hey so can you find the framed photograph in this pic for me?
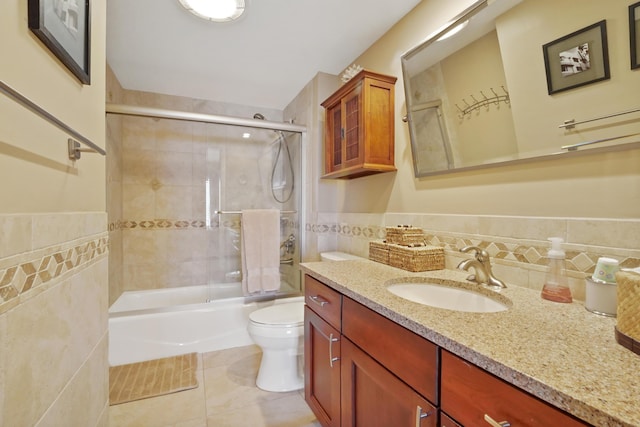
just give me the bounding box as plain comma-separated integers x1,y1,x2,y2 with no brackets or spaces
631,1,640,69
542,20,609,95
28,0,91,84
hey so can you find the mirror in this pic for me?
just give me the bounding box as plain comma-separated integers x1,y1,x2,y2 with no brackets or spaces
402,0,640,177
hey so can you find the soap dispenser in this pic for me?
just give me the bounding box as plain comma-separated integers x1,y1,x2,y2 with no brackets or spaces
541,237,572,303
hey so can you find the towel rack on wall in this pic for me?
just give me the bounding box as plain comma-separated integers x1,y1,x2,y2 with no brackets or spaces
558,106,640,129
0,80,106,160
214,210,297,215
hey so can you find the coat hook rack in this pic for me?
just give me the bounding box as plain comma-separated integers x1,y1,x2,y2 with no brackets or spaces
455,86,510,118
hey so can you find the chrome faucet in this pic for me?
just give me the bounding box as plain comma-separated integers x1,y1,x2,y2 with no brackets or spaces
457,246,507,289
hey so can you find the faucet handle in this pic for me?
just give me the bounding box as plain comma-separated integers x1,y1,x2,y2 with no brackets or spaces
460,245,490,262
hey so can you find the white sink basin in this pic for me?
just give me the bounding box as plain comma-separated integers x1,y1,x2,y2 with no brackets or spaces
387,283,508,313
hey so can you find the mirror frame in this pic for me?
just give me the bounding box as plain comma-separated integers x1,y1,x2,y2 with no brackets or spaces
401,0,640,177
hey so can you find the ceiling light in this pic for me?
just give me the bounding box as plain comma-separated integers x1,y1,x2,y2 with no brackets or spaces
178,0,246,22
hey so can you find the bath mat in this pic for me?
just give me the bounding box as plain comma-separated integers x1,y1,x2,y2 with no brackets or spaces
109,353,198,405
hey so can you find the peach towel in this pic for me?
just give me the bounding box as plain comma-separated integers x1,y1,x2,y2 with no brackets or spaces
241,209,281,295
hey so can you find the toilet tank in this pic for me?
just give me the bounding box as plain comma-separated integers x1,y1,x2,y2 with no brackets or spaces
320,251,363,261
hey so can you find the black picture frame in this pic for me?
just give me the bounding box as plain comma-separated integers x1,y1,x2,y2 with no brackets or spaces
542,20,609,95
28,0,91,84
631,1,640,69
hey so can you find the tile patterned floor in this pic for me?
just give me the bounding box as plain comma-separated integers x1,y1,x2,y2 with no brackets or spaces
109,345,321,427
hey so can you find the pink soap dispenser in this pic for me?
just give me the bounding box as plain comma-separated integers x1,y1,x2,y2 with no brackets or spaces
541,237,572,303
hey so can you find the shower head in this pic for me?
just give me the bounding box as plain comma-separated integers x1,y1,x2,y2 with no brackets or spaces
253,113,265,120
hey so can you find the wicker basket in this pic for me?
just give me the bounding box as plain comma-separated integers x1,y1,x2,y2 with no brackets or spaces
369,240,390,265
615,270,640,355
385,226,425,246
388,243,444,272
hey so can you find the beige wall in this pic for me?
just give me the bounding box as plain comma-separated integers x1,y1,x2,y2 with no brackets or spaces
0,1,108,426
321,0,640,219
0,0,106,213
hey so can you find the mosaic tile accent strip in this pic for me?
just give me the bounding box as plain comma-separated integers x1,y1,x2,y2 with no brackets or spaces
0,236,109,311
115,217,298,231
306,222,640,275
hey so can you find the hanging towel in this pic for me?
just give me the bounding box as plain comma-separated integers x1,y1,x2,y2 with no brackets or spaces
241,209,281,295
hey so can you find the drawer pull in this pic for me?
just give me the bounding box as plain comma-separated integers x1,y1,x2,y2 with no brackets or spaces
484,414,511,427
309,295,329,307
329,333,340,368
415,405,432,426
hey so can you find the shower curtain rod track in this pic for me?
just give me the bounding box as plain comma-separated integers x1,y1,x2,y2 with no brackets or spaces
106,103,306,133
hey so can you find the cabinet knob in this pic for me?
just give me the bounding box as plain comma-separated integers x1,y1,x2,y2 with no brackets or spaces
415,405,432,426
484,414,511,427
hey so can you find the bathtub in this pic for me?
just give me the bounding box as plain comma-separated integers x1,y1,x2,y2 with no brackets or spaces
108,283,303,366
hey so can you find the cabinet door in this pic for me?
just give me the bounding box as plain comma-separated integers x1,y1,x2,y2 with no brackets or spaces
342,85,363,169
325,102,343,174
341,338,437,427
441,350,589,426
305,306,341,427
439,413,462,427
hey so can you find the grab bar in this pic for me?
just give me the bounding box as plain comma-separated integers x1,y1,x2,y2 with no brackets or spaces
0,80,106,158
559,107,640,129
214,210,296,215
561,132,640,151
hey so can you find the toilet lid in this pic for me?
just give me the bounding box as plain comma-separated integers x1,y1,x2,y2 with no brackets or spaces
249,302,304,326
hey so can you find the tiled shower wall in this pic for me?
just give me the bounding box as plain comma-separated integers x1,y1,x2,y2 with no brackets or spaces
106,83,301,302
307,212,640,301
0,213,109,426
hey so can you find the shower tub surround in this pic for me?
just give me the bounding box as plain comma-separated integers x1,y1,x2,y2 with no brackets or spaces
108,284,303,366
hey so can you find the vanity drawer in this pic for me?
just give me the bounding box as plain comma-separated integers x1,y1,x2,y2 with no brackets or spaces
342,297,439,405
441,350,589,426
305,275,342,330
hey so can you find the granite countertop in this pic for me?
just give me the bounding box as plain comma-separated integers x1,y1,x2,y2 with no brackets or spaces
300,259,640,427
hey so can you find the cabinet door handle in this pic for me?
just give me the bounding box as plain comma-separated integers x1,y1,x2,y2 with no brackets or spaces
309,295,329,307
415,405,432,426
329,333,340,368
484,414,511,427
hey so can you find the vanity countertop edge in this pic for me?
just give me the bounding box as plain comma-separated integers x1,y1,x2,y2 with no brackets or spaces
300,259,640,427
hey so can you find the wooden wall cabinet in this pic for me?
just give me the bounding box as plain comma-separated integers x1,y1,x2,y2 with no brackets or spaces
321,70,397,179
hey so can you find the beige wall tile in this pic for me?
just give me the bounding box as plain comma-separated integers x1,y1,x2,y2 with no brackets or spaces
3,258,107,426
155,186,193,219
122,184,156,219
156,151,193,186
122,263,157,292
121,116,157,151
568,219,640,249
0,215,32,258
478,216,567,240
32,214,82,250
122,149,157,185
156,120,194,153
0,313,5,427
37,335,108,427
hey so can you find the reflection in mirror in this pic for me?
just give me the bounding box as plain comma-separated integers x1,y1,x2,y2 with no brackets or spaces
402,0,640,177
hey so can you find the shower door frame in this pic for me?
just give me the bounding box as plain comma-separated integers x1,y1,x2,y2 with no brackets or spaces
106,103,308,297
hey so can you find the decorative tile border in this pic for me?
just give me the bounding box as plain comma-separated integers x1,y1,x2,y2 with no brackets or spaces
306,222,640,275
113,217,298,231
0,235,109,313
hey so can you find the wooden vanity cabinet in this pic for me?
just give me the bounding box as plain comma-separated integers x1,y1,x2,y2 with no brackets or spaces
321,70,397,179
304,276,343,427
304,274,590,427
440,350,589,427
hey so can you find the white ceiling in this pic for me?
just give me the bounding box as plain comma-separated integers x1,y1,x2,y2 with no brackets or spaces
106,0,421,111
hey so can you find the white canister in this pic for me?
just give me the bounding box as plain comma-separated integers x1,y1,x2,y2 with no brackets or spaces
585,277,617,317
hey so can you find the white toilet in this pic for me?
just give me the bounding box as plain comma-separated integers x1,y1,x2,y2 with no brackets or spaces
248,300,305,392
247,252,362,392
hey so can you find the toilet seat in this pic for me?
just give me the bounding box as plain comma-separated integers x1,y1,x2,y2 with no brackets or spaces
249,302,304,327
